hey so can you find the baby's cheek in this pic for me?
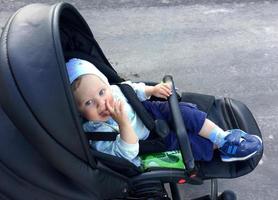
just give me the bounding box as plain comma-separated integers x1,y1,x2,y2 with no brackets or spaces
83,110,95,121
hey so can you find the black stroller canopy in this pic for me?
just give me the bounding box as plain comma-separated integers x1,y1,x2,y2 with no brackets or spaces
0,3,128,199
0,2,91,165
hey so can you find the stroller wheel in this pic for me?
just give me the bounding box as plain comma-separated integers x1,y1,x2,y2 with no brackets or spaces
217,190,237,200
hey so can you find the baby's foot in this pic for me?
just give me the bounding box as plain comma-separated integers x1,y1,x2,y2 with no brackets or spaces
219,129,262,162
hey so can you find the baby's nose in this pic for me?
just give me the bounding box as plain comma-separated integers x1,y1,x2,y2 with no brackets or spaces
97,98,106,108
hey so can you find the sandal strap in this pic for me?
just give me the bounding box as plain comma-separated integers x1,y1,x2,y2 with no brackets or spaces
224,129,246,145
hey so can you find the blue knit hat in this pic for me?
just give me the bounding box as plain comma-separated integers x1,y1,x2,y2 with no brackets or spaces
66,58,109,85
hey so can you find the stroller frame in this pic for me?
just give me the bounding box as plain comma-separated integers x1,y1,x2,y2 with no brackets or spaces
0,2,263,199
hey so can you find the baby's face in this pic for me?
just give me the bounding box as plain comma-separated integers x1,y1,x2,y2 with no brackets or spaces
73,74,114,122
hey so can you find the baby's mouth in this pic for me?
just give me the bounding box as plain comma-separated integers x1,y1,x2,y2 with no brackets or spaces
100,110,109,117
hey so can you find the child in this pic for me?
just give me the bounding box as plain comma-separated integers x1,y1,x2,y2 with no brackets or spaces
66,58,262,167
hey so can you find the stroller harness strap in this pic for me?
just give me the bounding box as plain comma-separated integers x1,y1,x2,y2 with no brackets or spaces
117,83,156,131
85,132,118,141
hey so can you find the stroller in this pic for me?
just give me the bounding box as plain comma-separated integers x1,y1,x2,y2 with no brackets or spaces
0,3,263,200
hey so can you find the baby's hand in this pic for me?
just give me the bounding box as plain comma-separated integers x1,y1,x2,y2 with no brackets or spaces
151,82,172,99
106,99,128,125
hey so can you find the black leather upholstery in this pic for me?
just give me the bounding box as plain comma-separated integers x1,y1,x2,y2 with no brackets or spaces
0,3,128,199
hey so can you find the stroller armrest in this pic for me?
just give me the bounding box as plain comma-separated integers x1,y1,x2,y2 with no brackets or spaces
163,75,195,172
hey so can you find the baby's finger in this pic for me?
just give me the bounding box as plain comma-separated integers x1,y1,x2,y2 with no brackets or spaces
106,100,115,114
162,83,172,93
113,101,118,113
156,92,168,99
159,86,172,97
115,100,122,114
118,100,124,113
166,82,172,88
160,83,171,89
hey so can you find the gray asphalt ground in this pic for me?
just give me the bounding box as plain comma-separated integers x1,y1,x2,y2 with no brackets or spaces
1,1,277,199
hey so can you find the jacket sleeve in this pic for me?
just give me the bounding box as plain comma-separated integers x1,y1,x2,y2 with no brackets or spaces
83,122,140,165
91,135,139,162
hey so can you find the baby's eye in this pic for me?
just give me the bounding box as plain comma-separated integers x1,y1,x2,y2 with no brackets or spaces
99,89,105,96
85,100,94,107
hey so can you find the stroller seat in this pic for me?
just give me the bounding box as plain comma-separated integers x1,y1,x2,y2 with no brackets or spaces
64,51,262,181
0,2,263,200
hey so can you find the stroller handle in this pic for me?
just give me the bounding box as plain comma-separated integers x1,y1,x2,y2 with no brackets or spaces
163,75,195,172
